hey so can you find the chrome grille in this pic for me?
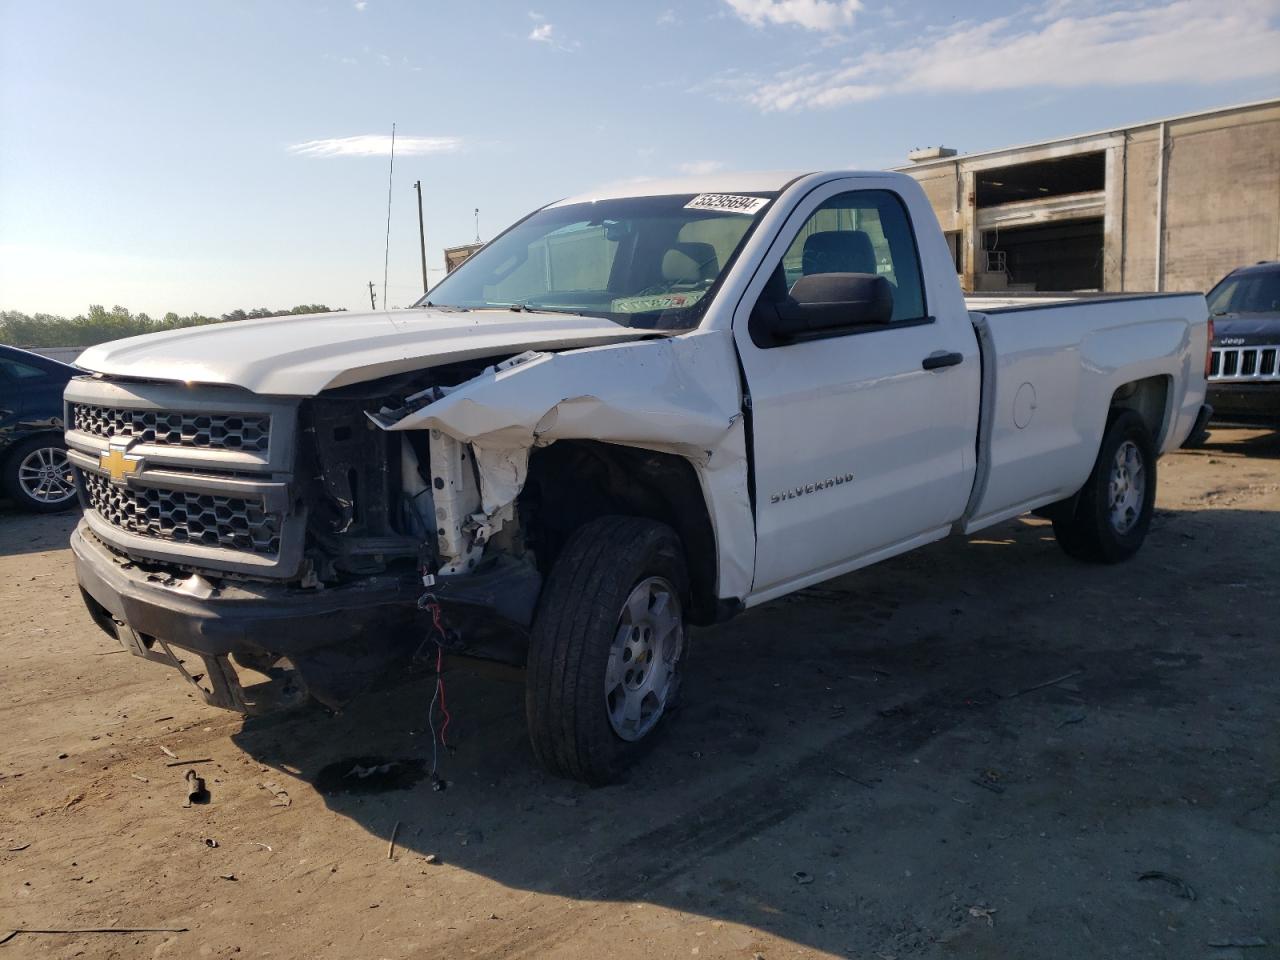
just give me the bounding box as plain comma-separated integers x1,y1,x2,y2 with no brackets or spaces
1209,345,1280,382
65,377,302,576
71,403,270,452
81,472,282,557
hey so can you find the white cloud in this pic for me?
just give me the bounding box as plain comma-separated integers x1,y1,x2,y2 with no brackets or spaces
353,0,367,10
527,19,578,49
677,160,727,175
657,9,679,26
723,0,861,31
288,135,462,158
720,0,1280,111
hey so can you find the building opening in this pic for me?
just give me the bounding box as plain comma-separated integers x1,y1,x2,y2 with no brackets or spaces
976,152,1105,207
983,218,1104,291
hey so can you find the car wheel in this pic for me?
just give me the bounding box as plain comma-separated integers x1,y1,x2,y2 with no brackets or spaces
1052,410,1156,564
525,515,688,785
4,436,78,513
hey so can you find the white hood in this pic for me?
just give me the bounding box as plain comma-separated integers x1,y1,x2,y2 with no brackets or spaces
74,308,656,396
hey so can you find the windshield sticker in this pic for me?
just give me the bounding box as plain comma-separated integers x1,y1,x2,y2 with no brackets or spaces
684,194,769,215
611,291,707,313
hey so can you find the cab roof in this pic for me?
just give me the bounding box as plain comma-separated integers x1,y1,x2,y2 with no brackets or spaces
550,170,810,207
548,170,919,207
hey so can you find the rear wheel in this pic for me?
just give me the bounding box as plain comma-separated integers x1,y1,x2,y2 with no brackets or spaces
1052,410,1156,563
4,436,77,513
526,516,688,785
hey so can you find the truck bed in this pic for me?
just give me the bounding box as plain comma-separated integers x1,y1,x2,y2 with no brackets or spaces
965,291,1189,312
961,291,1209,534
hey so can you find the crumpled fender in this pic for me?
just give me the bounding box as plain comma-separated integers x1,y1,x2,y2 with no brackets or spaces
383,329,755,600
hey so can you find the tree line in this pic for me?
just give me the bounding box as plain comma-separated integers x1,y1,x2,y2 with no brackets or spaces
0,303,344,348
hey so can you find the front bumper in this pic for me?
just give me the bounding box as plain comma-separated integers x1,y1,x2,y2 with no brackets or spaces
72,521,540,713
1207,382,1280,423
72,521,423,712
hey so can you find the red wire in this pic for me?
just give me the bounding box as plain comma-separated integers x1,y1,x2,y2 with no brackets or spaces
427,601,452,748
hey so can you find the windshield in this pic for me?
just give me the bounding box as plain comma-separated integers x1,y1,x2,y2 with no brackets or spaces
416,193,776,328
1207,269,1280,316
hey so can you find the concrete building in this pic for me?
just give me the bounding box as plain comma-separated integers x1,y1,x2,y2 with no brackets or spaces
896,98,1280,295
444,241,484,274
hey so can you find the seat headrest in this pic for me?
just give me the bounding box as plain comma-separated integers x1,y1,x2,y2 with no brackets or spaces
802,230,877,276
662,242,720,284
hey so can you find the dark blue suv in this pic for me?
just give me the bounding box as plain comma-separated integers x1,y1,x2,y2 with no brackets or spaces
1206,261,1280,424
0,345,79,511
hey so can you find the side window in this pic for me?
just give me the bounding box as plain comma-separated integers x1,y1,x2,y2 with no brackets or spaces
776,189,926,323
0,358,48,380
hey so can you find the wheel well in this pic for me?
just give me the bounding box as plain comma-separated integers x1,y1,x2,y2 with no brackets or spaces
522,440,719,624
1110,376,1170,445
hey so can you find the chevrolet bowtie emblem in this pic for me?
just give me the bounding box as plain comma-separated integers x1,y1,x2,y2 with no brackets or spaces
100,445,143,484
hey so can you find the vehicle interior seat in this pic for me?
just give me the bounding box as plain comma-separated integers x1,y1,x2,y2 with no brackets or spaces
661,242,720,289
801,230,877,276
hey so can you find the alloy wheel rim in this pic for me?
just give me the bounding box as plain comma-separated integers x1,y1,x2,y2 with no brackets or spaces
17,446,76,504
1107,440,1145,534
605,576,683,742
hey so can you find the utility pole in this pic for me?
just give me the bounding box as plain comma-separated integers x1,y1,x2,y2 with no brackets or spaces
414,180,428,295
474,208,480,243
368,281,377,311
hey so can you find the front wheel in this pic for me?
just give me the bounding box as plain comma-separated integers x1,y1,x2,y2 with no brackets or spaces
1052,409,1156,563
525,516,688,785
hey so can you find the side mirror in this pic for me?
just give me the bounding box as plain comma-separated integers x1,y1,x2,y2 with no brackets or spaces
754,273,894,344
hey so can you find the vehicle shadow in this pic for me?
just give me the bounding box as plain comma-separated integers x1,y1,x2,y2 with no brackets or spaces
1200,424,1280,458
230,504,1280,958
0,505,79,556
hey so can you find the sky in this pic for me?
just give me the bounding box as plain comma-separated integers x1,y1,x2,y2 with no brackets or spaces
2,0,1278,317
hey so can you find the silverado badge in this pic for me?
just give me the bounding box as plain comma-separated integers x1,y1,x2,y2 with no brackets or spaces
100,443,143,485
770,473,854,504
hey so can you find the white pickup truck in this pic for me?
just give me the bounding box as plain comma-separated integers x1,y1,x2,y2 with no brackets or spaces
65,171,1211,784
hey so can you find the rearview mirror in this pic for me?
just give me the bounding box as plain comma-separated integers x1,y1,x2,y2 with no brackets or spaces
765,273,894,341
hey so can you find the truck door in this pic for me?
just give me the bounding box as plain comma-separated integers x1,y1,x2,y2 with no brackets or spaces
732,179,980,600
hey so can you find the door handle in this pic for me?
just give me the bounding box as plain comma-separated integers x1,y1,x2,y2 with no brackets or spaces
922,351,963,371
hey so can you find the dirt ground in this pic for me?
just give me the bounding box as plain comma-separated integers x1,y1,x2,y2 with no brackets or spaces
1,426,1277,960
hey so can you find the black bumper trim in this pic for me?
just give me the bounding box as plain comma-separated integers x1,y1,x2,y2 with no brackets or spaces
1206,383,1280,421
72,521,537,712
72,521,420,660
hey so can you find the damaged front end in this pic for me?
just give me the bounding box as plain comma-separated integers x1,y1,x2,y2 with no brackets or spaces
67,329,751,715
66,358,545,715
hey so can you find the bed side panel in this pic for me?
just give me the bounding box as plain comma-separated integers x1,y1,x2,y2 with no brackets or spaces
965,294,1205,531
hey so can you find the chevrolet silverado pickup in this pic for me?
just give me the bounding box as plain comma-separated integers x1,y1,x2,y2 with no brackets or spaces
65,171,1211,784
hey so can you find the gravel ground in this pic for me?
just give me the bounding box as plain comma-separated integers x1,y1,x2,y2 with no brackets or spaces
1,426,1277,960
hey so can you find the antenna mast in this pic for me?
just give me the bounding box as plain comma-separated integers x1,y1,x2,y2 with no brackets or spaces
382,122,396,310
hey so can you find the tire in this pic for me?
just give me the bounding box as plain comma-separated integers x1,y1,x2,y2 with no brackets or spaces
526,515,688,785
1052,410,1156,564
3,435,78,513
1181,422,1210,449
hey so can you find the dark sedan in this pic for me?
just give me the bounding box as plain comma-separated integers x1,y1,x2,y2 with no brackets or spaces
1206,261,1280,424
0,345,79,511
